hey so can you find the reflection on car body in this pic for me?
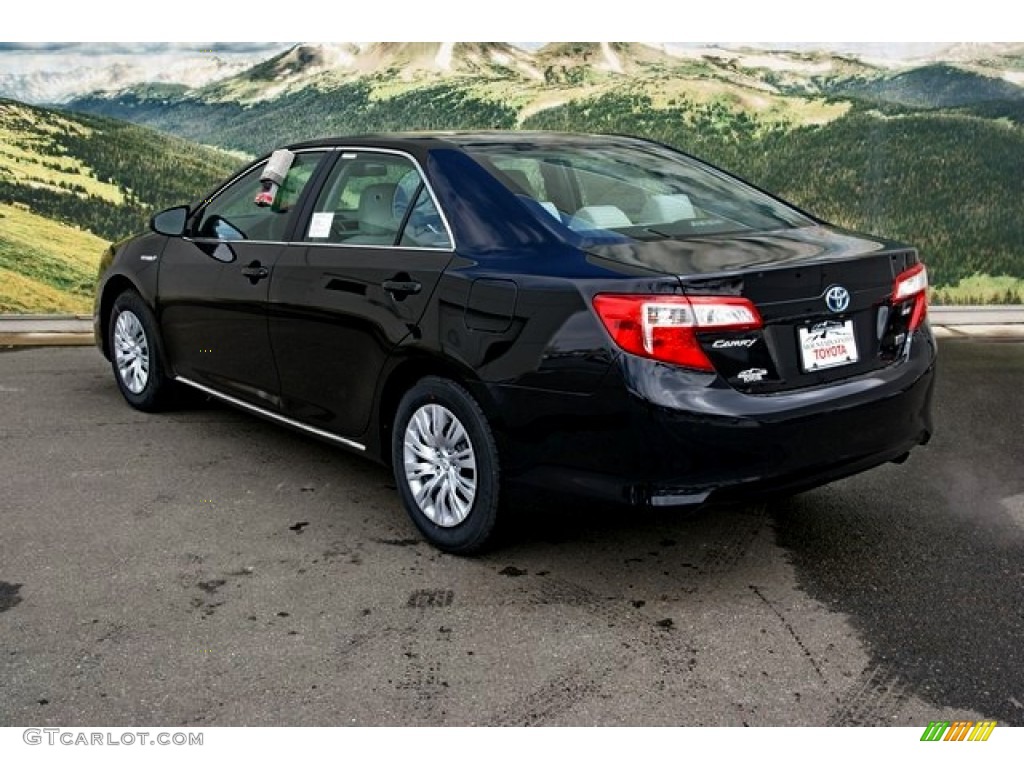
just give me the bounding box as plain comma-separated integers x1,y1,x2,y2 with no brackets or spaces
95,132,936,553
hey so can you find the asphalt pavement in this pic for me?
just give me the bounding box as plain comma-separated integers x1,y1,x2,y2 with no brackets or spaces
0,340,1021,726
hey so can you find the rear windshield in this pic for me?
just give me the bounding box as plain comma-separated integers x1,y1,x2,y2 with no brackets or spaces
465,139,812,246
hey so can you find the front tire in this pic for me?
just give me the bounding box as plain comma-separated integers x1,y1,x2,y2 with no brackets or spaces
392,376,500,554
109,290,175,411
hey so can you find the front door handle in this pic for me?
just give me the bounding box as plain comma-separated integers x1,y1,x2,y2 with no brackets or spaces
382,279,422,298
241,261,270,283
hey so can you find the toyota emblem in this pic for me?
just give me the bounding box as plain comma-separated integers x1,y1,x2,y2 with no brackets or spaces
824,285,851,313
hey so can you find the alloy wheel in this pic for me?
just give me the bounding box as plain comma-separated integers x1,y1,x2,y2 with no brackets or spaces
113,310,150,395
402,404,478,527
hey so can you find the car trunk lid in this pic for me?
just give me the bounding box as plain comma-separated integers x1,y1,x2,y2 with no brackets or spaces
586,226,926,392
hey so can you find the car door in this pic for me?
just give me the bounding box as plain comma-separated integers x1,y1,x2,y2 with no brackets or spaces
158,150,329,408
268,149,455,437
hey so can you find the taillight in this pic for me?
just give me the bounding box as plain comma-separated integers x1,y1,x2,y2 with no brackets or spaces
893,263,928,331
592,294,762,371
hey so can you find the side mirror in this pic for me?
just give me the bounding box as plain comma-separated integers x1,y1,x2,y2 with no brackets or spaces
150,205,190,237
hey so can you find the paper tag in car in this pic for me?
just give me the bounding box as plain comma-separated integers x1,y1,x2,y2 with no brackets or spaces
798,320,859,372
308,212,334,239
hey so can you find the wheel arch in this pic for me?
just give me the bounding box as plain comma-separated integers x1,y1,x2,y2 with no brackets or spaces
98,274,146,359
98,274,173,377
374,352,502,467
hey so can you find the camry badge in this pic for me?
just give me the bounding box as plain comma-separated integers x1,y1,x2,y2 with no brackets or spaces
824,285,850,313
712,338,757,349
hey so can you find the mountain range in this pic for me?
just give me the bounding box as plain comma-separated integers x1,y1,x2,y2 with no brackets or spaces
4,42,1024,106
65,41,1024,150
1,42,1022,311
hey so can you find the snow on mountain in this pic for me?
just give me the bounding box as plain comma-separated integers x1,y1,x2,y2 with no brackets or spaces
8,42,1024,107
435,42,455,71
599,42,624,74
199,42,545,101
352,42,539,78
0,47,285,104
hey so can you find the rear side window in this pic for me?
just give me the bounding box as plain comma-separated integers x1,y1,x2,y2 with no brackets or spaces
305,152,452,249
194,151,327,241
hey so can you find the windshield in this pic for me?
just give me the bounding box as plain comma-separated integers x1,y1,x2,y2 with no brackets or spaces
465,139,812,246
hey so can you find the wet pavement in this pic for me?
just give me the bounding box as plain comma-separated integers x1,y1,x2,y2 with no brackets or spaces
0,341,1021,726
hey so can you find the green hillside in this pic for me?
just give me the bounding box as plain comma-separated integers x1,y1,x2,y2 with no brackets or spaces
0,203,108,313
0,99,241,240
522,91,1024,286
71,81,520,155
835,64,1023,108
0,99,241,311
725,110,1024,288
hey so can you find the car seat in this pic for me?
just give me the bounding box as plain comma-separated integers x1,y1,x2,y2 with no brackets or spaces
348,183,400,245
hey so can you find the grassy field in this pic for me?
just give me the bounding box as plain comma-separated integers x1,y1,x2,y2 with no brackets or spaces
930,274,1024,305
0,101,125,204
0,203,106,313
0,98,241,313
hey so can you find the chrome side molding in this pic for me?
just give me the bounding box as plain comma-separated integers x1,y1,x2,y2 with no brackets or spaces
174,376,366,452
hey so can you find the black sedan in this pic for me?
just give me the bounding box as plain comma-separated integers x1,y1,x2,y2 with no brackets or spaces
95,132,935,553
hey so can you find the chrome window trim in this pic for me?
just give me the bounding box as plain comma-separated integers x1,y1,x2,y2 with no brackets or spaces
303,240,452,253
303,146,457,253
184,238,284,246
175,376,366,452
182,238,453,254
190,145,457,252
195,147,329,214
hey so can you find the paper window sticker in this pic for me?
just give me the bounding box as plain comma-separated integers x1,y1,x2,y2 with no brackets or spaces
308,212,334,238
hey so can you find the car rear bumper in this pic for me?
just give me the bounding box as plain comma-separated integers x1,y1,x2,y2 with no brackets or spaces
489,327,937,507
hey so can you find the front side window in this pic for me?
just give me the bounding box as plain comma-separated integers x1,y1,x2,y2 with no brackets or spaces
305,152,451,249
466,140,812,246
195,151,326,242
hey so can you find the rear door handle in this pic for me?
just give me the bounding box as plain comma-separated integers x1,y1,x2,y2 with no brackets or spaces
382,280,422,297
241,262,270,282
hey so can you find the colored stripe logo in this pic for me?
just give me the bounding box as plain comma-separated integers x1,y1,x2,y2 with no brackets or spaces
920,721,997,741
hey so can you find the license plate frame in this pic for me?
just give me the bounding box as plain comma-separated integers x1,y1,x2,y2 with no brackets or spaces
798,320,859,372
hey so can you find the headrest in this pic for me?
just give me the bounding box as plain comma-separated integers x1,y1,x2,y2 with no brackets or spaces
358,183,398,235
574,205,632,229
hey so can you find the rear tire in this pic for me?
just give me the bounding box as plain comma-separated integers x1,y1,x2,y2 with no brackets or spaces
392,376,500,554
108,290,175,412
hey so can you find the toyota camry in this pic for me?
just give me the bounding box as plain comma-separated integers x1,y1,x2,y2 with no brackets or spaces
94,132,936,553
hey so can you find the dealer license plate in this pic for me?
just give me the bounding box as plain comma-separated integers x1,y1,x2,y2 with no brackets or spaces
798,320,859,372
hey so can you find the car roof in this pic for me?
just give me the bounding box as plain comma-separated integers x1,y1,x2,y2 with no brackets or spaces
286,131,649,153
